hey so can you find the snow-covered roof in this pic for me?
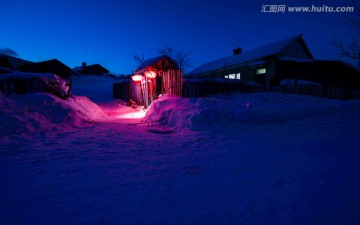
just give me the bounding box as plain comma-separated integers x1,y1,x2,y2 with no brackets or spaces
136,55,178,71
187,34,310,76
280,57,315,63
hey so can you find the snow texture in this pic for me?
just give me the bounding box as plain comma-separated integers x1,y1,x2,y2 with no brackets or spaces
1,75,360,225
280,79,323,86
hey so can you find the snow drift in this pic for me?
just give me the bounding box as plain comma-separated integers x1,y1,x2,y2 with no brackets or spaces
145,92,355,131
0,93,105,135
2,90,357,135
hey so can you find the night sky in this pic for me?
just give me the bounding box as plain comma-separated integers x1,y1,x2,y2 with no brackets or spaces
0,0,357,74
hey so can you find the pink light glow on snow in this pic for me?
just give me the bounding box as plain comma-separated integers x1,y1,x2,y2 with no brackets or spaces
116,108,147,119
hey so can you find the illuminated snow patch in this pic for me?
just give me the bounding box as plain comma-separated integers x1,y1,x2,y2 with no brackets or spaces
117,109,147,119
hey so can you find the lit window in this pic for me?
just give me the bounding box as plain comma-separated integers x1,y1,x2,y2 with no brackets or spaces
256,68,266,74
236,73,241,79
224,75,229,79
228,74,235,79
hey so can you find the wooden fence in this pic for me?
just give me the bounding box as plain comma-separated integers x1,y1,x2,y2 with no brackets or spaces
0,77,47,95
114,76,360,102
162,70,183,96
183,79,360,100
183,79,267,97
113,81,130,101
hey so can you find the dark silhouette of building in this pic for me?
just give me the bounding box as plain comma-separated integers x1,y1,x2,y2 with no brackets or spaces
76,63,110,76
0,54,33,70
18,59,72,79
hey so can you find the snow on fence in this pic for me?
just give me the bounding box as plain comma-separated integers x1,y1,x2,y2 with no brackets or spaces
349,89,360,99
271,84,323,97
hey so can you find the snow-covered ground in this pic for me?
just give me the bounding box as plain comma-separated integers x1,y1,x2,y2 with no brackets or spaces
1,76,360,224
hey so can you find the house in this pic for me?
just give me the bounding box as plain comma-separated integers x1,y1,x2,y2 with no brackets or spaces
135,55,181,99
187,34,360,89
0,54,33,71
76,62,110,76
113,55,181,106
18,59,72,79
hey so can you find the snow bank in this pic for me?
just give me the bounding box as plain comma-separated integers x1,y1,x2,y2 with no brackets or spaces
145,92,351,131
0,93,105,135
145,95,196,130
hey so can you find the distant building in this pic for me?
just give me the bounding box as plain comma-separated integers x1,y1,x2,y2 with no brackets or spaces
187,34,360,89
76,62,110,76
18,59,72,79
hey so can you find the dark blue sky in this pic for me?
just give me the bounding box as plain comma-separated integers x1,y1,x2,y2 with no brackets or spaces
0,0,357,74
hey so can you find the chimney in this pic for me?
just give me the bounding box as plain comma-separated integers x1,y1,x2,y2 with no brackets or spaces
233,48,242,55
82,62,86,67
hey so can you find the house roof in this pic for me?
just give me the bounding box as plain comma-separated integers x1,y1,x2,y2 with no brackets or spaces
18,59,72,79
136,55,178,72
187,34,313,76
0,54,33,69
77,64,109,75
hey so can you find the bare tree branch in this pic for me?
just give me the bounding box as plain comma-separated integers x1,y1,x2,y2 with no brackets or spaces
133,54,146,67
334,0,360,64
175,49,191,71
333,37,360,60
158,45,191,71
158,44,174,58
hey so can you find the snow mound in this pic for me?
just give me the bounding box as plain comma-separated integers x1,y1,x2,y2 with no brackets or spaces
145,92,348,131
0,93,106,135
145,95,196,130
